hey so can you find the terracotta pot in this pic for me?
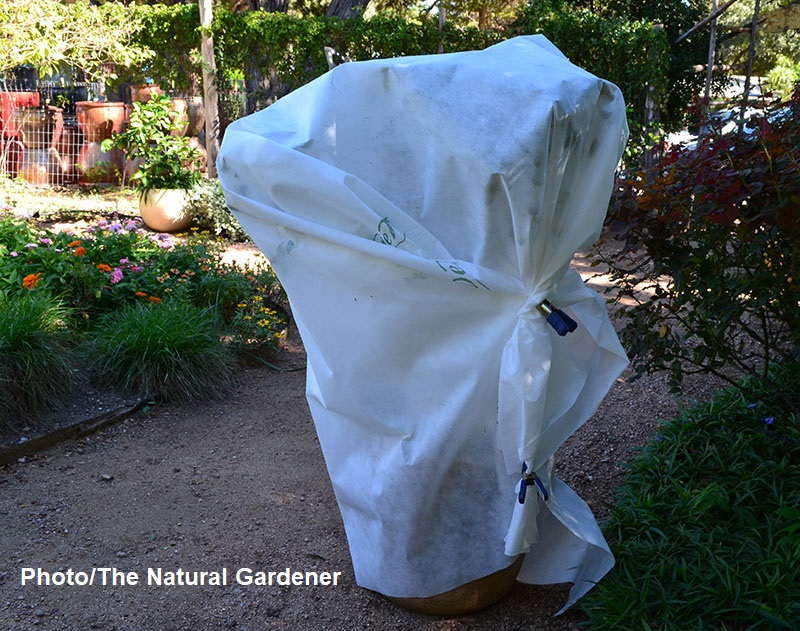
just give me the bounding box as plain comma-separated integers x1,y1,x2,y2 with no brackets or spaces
131,84,163,103
186,136,207,172
139,189,193,233
76,142,125,185
0,91,39,138
168,96,205,138
0,138,24,179
14,106,63,150
56,123,82,184
386,556,524,616
75,101,128,142
169,97,189,137
18,149,50,186
184,97,205,137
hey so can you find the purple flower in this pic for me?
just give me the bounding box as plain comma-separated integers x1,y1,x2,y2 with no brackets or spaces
764,417,774,425
109,223,123,233
747,403,757,410
125,221,138,231
129,265,144,272
85,227,96,234
119,258,129,265
9,251,18,257
97,219,108,227
110,268,124,284
38,237,53,245
25,243,37,249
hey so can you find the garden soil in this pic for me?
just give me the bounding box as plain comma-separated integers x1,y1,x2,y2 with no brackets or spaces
0,243,723,631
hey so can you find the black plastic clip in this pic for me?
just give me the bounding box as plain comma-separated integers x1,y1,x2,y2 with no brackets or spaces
518,461,549,504
537,300,578,337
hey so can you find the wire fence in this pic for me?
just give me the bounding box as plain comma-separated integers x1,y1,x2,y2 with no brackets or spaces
0,80,208,188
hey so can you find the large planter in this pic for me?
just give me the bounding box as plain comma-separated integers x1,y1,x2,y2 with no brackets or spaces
169,96,205,138
139,189,193,233
130,84,163,103
14,106,62,150
386,556,524,616
75,102,128,184
14,106,66,185
185,97,205,138
75,101,128,142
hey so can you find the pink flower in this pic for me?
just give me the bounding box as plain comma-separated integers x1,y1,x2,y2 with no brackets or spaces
110,268,124,284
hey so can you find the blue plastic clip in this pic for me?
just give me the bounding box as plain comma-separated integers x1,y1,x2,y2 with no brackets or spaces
537,301,578,337
518,462,549,504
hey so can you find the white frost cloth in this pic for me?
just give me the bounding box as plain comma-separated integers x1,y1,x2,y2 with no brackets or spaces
218,35,629,612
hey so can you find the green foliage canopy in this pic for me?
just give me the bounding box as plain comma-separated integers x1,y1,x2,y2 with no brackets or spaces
0,0,152,83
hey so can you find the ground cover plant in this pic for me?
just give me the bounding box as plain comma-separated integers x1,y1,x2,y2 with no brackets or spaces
0,206,287,428
580,361,800,628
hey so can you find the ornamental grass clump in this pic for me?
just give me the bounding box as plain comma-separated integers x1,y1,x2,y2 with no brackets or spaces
580,361,800,629
0,294,75,427
83,298,235,403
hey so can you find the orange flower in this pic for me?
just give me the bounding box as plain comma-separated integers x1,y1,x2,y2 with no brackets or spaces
74,247,86,257
97,263,112,273
23,273,43,289
68,240,81,247
148,296,161,303
134,291,148,298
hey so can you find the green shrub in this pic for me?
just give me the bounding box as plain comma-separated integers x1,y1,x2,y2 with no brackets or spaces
597,92,800,413
0,293,75,426
581,362,800,628
509,0,671,128
184,179,250,242
83,298,235,403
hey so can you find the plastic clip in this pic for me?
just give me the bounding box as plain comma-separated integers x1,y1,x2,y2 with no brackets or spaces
518,462,549,504
537,300,578,337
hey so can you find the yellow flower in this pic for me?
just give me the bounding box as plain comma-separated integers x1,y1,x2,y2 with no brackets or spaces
253,295,263,302
237,303,248,308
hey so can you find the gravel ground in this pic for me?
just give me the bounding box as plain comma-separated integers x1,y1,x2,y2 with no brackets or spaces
0,247,724,630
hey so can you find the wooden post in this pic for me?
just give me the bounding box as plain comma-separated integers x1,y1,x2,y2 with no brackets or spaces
740,0,761,132
703,0,718,125
438,3,446,54
198,0,220,178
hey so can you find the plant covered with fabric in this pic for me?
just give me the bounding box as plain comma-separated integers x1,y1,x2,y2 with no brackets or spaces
596,90,800,413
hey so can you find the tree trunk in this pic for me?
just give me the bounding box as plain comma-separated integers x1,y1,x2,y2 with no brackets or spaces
325,0,371,19
245,0,290,115
198,0,220,178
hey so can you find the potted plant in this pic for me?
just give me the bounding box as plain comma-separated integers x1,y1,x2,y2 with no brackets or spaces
102,94,203,232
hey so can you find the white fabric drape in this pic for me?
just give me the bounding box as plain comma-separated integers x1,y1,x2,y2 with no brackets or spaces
218,35,629,612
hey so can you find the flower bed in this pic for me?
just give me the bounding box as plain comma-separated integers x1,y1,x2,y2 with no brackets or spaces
0,208,287,430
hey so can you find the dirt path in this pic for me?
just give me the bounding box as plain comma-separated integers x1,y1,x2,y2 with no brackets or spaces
0,235,724,630
0,322,722,630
